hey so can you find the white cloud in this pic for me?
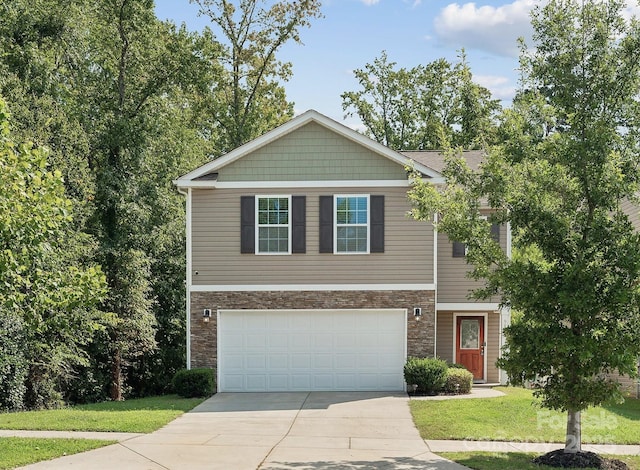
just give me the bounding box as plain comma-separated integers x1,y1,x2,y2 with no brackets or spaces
434,0,536,57
474,74,518,101
360,0,380,5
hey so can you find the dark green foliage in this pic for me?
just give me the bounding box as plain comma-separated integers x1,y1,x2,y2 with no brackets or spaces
0,312,27,411
443,368,473,394
342,50,500,151
447,362,467,369
409,0,640,453
172,369,215,398
404,357,448,395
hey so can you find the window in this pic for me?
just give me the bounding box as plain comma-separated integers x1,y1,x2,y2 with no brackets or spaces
256,196,290,254
335,195,369,254
452,216,500,258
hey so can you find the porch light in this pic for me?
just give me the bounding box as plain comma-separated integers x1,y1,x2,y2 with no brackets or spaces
414,307,422,319
203,308,212,322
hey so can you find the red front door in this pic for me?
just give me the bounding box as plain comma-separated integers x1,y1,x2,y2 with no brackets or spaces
456,316,485,381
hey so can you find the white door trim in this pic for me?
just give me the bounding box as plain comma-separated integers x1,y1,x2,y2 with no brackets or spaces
452,312,488,383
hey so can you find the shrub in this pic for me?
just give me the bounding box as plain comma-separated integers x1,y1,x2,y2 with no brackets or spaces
443,367,473,394
172,368,215,398
446,362,467,369
404,357,448,395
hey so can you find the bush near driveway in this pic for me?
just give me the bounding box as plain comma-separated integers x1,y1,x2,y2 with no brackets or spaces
443,368,473,394
172,368,215,398
404,357,472,395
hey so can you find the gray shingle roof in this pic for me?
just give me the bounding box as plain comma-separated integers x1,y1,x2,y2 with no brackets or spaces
400,150,485,174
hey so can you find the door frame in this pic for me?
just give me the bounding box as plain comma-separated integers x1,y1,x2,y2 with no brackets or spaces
452,312,487,382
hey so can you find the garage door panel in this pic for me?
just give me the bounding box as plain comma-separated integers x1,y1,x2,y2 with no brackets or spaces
312,354,333,369
291,354,311,369
246,375,267,391
336,374,356,388
335,354,357,369
290,335,311,350
358,354,379,369
268,375,288,389
291,375,311,389
245,334,266,350
267,354,288,369
218,309,406,392
313,333,333,347
245,355,266,369
358,333,378,347
223,375,244,391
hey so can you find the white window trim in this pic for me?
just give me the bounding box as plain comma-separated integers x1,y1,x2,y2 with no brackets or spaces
255,195,292,255
333,194,370,255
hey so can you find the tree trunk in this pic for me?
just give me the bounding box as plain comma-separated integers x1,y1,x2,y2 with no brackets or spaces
110,349,123,401
565,409,581,453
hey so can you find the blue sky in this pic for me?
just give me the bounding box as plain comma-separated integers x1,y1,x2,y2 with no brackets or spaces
154,0,538,128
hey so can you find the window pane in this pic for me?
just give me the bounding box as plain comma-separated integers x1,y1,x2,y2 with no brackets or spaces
257,198,289,254
461,320,479,349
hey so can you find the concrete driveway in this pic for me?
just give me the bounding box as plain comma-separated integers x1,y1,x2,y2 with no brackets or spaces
21,392,469,470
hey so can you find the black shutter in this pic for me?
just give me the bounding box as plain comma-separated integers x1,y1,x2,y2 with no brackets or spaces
240,196,255,254
491,223,500,243
452,241,466,258
370,195,385,253
319,196,333,253
291,196,306,253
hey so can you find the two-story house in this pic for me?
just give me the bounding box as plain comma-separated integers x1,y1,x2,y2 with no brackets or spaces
174,110,511,392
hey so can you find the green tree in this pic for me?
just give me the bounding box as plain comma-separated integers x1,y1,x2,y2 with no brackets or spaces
0,0,220,403
193,0,323,152
408,0,640,455
0,98,107,409
342,51,500,150
83,0,220,401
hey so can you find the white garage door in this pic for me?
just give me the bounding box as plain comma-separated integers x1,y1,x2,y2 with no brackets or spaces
218,309,406,392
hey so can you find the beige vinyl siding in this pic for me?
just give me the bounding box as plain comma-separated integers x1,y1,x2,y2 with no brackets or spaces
217,122,407,182
621,199,640,230
487,312,500,383
436,311,454,362
437,222,507,303
606,371,639,398
191,186,433,285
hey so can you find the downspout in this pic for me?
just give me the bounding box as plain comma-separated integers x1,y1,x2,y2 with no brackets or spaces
433,212,438,358
177,186,192,370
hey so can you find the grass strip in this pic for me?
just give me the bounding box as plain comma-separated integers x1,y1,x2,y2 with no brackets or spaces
0,395,205,433
411,387,640,444
0,437,114,470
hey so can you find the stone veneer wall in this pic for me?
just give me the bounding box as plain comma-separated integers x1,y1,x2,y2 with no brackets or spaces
190,290,436,370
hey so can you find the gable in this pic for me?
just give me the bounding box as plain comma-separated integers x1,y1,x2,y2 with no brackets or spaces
216,122,408,182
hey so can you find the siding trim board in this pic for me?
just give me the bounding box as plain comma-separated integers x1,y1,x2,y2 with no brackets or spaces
176,178,444,189
191,284,436,292
438,303,500,311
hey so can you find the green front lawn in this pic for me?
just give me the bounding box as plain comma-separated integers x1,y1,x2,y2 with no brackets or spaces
440,452,640,470
0,395,205,433
0,438,115,470
0,395,205,469
411,387,640,444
